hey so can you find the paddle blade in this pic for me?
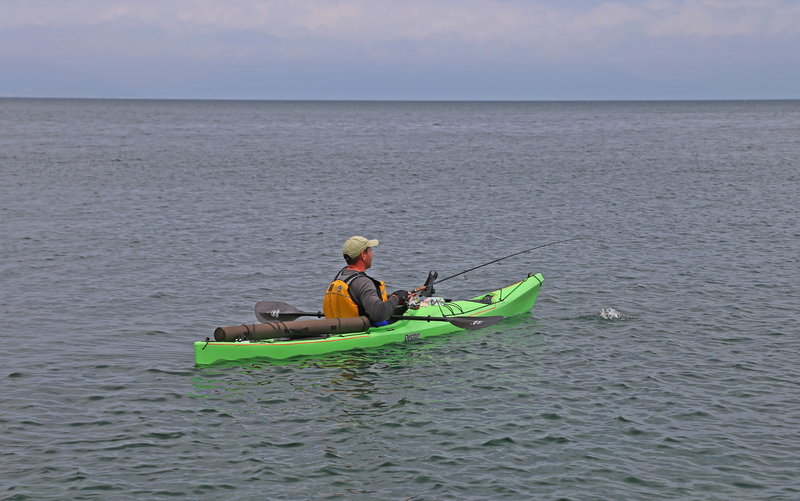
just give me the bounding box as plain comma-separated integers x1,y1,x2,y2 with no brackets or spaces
254,301,304,323
447,315,504,330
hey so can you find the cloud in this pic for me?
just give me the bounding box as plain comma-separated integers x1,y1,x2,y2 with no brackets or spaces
2,0,799,98
4,1,799,46
644,0,800,38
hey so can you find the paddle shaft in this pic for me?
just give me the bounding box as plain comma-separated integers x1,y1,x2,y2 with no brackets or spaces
392,314,503,330
254,302,502,330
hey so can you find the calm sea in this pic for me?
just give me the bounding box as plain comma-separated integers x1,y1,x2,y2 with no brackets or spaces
1,98,798,500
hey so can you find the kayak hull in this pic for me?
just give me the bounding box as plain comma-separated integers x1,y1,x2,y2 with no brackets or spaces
194,273,543,364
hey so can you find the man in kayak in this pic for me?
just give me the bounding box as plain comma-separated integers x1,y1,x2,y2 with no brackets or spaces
323,236,410,325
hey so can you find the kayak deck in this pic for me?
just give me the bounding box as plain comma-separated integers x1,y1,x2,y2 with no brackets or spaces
194,273,543,364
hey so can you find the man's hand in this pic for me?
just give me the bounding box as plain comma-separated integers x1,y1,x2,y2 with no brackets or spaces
391,290,410,304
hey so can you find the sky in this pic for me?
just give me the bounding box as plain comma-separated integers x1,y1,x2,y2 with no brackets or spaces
2,0,799,100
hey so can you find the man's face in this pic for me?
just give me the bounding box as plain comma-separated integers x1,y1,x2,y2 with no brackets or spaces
362,247,373,269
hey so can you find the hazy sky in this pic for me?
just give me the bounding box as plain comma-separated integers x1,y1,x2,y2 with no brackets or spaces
2,0,799,99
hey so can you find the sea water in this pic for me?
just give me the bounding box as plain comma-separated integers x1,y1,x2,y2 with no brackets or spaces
1,99,798,499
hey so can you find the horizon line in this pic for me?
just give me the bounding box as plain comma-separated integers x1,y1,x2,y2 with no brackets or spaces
3,95,799,103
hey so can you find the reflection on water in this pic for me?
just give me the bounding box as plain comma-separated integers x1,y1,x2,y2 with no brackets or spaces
190,315,543,431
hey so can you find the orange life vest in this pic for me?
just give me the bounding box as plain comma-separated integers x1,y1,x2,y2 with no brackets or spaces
323,268,388,319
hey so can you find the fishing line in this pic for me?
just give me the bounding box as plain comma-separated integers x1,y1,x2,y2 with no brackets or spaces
434,237,584,285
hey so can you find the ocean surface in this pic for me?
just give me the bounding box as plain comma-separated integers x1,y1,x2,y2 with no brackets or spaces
1,98,798,500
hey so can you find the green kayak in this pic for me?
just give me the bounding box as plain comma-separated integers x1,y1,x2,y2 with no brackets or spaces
194,273,543,364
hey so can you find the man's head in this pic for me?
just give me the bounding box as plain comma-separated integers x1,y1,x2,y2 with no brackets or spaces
343,236,379,266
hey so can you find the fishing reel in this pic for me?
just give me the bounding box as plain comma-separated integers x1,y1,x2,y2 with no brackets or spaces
406,270,439,309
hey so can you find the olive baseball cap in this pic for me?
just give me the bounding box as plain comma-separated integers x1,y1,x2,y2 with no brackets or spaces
343,236,379,258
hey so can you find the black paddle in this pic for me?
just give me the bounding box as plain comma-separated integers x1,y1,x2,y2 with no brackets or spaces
254,301,503,331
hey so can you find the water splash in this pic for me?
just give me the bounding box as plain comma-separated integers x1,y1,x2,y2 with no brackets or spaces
574,307,627,322
599,307,621,320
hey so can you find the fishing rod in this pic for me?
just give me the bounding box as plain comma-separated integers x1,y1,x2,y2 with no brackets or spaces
432,237,583,286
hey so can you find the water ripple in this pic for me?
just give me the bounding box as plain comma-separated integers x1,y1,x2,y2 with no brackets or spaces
3,99,800,500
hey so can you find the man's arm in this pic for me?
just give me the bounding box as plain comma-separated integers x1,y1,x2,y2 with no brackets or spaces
349,276,401,322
